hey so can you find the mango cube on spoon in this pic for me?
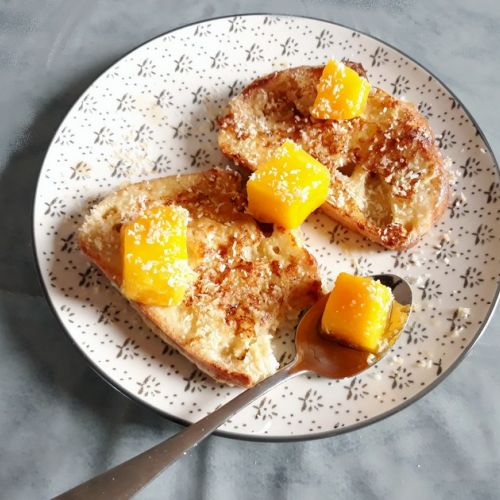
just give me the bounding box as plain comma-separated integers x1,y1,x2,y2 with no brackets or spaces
321,272,394,353
246,140,330,229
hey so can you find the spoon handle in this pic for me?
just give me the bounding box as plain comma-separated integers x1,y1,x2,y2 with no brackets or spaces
54,363,304,500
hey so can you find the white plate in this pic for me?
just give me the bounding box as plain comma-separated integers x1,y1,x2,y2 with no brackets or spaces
33,14,500,440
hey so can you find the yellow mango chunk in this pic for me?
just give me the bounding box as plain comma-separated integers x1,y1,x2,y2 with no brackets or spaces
121,205,196,307
321,273,393,353
311,59,371,120
247,141,330,229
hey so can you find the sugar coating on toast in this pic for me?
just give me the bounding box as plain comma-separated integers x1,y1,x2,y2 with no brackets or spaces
78,168,322,387
218,64,449,250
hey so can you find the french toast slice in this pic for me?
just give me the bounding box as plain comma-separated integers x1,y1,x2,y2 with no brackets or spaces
78,168,322,387
218,64,449,250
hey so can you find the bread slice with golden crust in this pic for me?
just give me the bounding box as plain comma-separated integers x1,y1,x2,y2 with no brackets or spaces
218,64,449,250
78,168,322,387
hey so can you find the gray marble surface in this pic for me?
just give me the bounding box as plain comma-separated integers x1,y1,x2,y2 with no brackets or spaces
1,1,499,498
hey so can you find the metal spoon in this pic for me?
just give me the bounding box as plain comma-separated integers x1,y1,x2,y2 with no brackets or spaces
55,274,412,500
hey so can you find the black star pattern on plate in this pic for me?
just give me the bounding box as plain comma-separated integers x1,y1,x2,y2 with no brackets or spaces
459,157,481,178
328,224,350,245
44,197,66,217
183,369,208,393
344,377,368,400
78,94,98,114
352,257,373,275
434,237,457,261
228,17,246,33
263,16,280,25
471,224,495,245
418,278,442,300
97,303,121,325
93,127,114,146
137,375,161,397
253,397,278,420
134,124,154,142
280,37,299,56
315,29,335,49
299,389,324,411
172,120,192,139
137,58,156,77
449,197,469,219
109,160,131,179
389,367,414,389
174,54,193,73
69,161,91,180
190,148,210,168
417,101,433,118
391,251,419,269
404,322,429,345
154,89,173,108
391,75,410,96
54,127,74,146
210,50,229,69
151,154,171,173
193,23,211,37
446,309,472,334
369,46,389,67
245,43,264,62
60,305,75,324
162,344,177,356
485,182,499,204
60,232,76,254
460,266,484,289
116,338,140,360
436,130,457,150
228,79,244,98
191,86,210,104
116,93,136,112
78,265,102,288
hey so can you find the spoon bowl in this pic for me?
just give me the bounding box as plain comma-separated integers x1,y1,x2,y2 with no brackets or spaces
56,273,412,500
293,273,412,378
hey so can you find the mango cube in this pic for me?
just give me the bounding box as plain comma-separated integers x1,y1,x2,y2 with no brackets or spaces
246,141,330,229
121,205,196,307
311,59,371,120
321,273,393,353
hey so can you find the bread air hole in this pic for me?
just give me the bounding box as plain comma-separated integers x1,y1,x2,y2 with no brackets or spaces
256,220,274,237
364,172,393,227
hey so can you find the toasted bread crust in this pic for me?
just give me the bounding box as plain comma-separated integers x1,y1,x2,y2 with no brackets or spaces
218,64,449,250
78,168,321,387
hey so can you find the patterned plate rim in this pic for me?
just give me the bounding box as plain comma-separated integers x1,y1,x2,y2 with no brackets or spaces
32,13,500,442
